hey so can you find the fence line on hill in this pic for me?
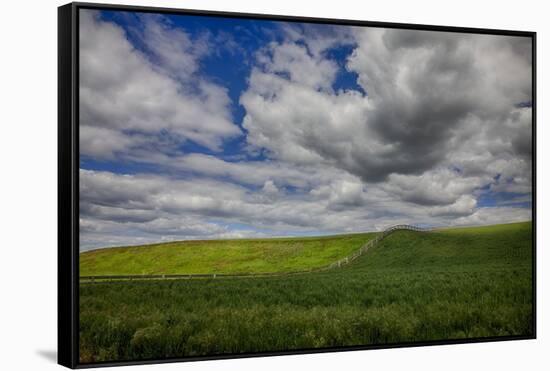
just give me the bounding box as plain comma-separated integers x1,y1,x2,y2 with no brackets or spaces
324,224,430,270
79,224,431,283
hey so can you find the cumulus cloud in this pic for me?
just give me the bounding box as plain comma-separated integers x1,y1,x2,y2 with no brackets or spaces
429,195,477,217
80,166,529,250
78,14,533,249
452,206,532,226
280,22,356,58
79,170,396,249
383,168,490,206
79,10,241,159
172,153,356,190
241,70,372,165
310,179,366,211
241,27,532,186
256,41,339,91
137,14,210,81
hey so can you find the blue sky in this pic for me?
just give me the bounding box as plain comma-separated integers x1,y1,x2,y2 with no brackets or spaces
79,9,532,250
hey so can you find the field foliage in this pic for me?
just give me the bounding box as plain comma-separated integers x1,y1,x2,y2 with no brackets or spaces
79,222,533,363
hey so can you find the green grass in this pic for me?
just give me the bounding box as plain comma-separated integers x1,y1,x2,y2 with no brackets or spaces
80,233,376,276
79,222,533,363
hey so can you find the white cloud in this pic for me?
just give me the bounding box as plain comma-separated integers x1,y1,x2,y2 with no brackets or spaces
79,167,530,250
78,18,532,249
139,14,209,80
257,41,338,91
79,10,241,159
429,195,477,217
384,168,490,206
241,68,372,166
241,27,532,187
452,207,532,227
310,179,366,210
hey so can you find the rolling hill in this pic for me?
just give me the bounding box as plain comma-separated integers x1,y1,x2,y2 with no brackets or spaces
79,221,533,363
79,232,377,276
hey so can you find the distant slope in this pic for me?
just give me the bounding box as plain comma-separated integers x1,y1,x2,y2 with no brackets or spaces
349,221,532,272
80,222,532,277
80,233,377,276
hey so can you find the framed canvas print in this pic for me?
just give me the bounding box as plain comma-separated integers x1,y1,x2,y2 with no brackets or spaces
58,2,536,368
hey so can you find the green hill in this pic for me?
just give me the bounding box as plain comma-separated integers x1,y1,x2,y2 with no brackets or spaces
349,222,532,272
79,221,533,363
80,232,376,276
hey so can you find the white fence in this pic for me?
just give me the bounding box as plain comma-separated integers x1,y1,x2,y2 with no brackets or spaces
80,224,431,282
325,224,431,270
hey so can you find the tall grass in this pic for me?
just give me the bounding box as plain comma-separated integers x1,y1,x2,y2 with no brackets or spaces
79,222,533,363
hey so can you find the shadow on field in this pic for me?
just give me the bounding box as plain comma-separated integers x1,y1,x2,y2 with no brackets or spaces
36,349,57,363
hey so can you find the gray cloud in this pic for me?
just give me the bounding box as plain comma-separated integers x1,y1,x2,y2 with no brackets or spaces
79,167,530,250
78,18,533,249
241,28,532,185
383,168,489,206
79,169,388,249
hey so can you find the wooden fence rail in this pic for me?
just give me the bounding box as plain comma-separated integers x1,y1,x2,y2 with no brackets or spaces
80,224,431,283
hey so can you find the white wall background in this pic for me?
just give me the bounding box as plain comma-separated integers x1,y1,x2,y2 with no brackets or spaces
0,0,546,369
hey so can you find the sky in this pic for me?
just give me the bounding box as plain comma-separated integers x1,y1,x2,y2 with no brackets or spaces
79,9,533,250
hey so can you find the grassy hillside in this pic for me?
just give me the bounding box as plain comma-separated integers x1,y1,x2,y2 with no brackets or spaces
349,222,532,272
80,233,376,276
79,222,533,363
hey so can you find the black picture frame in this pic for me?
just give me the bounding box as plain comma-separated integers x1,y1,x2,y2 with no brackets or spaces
58,2,537,368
